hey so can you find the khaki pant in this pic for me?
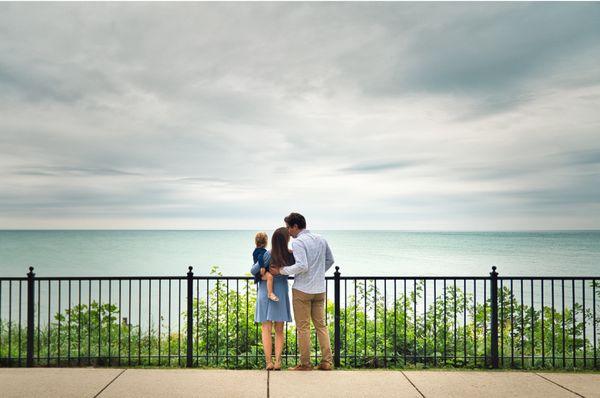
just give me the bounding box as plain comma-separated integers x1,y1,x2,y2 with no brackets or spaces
292,288,333,367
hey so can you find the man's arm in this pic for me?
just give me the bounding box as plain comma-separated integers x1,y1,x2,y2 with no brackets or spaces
324,239,334,272
280,240,309,275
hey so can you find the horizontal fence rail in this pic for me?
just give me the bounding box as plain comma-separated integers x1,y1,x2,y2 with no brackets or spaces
0,266,598,370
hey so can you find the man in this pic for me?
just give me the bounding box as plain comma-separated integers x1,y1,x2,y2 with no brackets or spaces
271,212,335,370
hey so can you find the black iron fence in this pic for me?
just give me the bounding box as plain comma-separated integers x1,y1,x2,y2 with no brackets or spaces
0,266,598,369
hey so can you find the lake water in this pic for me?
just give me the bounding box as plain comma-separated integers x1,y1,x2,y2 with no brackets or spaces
1,230,599,277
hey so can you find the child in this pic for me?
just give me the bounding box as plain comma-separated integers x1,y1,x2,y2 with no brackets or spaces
252,232,279,302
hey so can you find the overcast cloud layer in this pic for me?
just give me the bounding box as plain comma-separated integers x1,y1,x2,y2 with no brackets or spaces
1,2,599,230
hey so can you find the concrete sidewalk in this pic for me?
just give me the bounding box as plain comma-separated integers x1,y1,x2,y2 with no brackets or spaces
1,368,599,398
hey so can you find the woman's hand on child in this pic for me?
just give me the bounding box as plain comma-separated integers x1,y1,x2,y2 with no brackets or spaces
269,267,280,276
260,268,266,276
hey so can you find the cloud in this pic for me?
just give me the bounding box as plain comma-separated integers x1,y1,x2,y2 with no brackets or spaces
340,160,422,174
0,3,599,230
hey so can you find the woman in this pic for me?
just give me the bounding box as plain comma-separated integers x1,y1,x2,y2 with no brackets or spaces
251,227,294,370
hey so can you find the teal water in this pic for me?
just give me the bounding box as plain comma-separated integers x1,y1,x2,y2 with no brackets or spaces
1,230,599,277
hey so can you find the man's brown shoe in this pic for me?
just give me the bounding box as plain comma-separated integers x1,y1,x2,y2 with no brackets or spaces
288,364,312,371
314,363,333,371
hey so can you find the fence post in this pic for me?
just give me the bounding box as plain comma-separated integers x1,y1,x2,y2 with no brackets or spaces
490,266,499,369
333,266,341,368
26,266,35,367
186,266,194,368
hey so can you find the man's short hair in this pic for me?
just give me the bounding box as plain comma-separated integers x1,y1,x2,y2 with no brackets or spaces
284,212,306,229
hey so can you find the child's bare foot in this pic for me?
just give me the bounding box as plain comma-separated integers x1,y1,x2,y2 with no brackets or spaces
268,293,279,302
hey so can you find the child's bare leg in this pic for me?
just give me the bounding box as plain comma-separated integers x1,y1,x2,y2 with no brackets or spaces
261,272,279,301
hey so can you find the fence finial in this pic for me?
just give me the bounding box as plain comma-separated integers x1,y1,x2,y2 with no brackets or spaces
489,265,499,368
28,266,34,274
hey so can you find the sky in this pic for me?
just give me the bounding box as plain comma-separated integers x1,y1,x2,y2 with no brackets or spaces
0,2,599,231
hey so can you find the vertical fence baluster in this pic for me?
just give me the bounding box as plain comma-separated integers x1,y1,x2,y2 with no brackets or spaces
484,279,487,363
364,279,367,365
216,280,219,366
235,279,239,368
128,279,132,366
148,279,151,365
98,280,101,365
118,280,121,367
354,280,357,367
138,280,141,365
453,279,457,364
89,281,92,366
572,279,576,368
562,280,566,368
78,280,82,366
520,279,524,367
167,280,171,366
37,280,40,365
541,279,544,367
384,279,387,367
593,279,597,369
57,280,61,365
500,279,504,367
0,281,2,364
473,279,476,367
490,267,499,369
226,279,229,368
187,267,193,368
582,279,586,368
443,279,446,366
108,280,111,365
413,279,417,364
463,279,466,365
374,279,377,366
178,279,182,367
26,267,35,367
433,280,437,366
333,267,341,368
18,281,22,366
423,279,427,367
551,280,555,368
208,280,211,367
9,281,12,366
158,279,161,366
344,279,347,367
531,279,534,367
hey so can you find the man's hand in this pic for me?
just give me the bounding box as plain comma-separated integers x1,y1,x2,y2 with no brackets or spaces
260,268,266,276
269,266,280,276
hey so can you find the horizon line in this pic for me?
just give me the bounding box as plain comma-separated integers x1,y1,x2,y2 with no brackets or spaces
1,228,599,233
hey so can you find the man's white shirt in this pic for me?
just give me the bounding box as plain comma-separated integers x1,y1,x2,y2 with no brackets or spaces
280,229,334,294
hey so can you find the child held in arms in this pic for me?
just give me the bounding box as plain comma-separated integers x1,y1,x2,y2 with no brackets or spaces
252,232,279,302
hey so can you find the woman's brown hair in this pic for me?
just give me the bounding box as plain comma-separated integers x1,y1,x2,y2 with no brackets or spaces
270,227,291,267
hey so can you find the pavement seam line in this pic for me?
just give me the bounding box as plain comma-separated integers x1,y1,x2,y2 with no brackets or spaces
400,371,426,398
93,368,127,398
267,370,270,398
534,373,585,398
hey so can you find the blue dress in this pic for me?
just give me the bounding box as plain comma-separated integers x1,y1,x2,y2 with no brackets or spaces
251,251,293,323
